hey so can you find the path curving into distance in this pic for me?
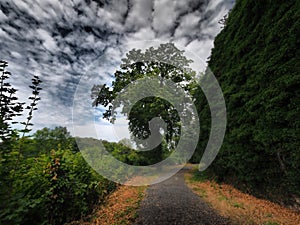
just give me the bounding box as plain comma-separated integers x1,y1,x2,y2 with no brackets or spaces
134,167,230,225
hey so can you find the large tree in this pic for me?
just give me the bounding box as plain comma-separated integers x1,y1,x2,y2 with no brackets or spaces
92,43,197,164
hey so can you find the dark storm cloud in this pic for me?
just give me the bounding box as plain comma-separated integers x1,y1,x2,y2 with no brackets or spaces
0,0,234,135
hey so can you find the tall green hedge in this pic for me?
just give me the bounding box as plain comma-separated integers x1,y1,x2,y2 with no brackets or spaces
197,0,299,204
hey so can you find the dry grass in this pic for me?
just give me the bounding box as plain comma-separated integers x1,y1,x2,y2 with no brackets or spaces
68,183,146,225
185,171,300,225
92,185,146,225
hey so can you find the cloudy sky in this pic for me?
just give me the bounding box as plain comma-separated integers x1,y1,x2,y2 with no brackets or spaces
0,0,234,141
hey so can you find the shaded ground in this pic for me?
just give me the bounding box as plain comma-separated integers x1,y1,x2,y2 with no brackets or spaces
134,167,229,225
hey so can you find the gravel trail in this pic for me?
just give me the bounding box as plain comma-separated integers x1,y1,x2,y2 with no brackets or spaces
134,168,230,225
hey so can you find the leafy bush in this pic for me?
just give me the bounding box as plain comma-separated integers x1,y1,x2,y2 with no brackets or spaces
0,61,116,224
1,146,116,225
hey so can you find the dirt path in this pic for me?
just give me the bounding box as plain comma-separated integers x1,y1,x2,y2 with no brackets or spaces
134,168,230,225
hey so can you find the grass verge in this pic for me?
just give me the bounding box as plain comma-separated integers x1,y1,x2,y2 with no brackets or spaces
68,184,147,225
185,169,300,225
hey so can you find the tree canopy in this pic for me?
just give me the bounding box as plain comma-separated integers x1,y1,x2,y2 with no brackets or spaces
91,43,197,163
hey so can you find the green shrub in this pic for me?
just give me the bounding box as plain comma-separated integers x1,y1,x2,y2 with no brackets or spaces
0,147,116,225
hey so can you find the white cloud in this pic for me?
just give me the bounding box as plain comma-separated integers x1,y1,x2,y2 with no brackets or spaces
0,8,7,20
174,12,201,38
174,36,189,47
71,122,130,142
1,0,235,140
125,27,156,42
36,28,58,52
152,0,178,34
10,51,22,59
95,2,126,34
96,117,131,142
104,0,128,24
105,47,123,62
125,0,153,31
185,39,214,72
0,28,12,40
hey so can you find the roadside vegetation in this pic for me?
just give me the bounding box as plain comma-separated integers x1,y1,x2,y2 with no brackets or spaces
0,61,116,225
185,168,300,225
191,0,300,209
68,185,146,225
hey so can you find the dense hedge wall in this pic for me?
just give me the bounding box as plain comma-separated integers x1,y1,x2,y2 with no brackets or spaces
195,0,299,205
